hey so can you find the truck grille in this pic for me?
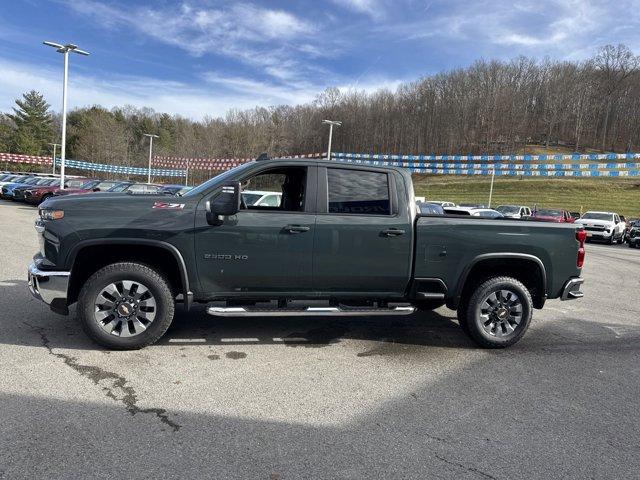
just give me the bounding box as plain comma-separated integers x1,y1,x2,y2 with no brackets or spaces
584,225,606,232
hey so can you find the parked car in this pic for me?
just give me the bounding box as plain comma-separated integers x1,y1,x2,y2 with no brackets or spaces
105,181,135,193
1,176,50,199
241,190,282,207
530,208,575,223
120,183,164,194
28,156,585,350
11,178,59,201
627,220,640,248
425,200,456,207
0,174,33,191
159,184,185,195
417,201,445,215
574,211,627,244
24,178,91,205
495,205,532,219
569,212,581,219
459,203,486,208
444,207,504,218
54,180,119,196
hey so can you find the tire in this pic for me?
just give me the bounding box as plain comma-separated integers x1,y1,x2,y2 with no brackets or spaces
608,234,615,245
39,194,52,205
457,276,533,349
77,262,175,350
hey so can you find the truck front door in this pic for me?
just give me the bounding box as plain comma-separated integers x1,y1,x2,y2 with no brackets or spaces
312,166,413,295
194,165,316,296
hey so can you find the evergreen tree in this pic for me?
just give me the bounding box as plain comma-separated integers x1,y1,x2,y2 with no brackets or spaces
7,90,53,155
0,115,14,152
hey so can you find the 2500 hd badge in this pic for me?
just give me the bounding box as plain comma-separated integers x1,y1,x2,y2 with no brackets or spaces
28,155,585,350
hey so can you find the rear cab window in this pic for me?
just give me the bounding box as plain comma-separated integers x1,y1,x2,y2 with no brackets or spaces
327,168,391,215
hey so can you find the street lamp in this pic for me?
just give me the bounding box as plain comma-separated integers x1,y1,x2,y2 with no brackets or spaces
143,133,159,183
488,167,496,208
43,41,89,189
49,142,61,175
322,120,341,161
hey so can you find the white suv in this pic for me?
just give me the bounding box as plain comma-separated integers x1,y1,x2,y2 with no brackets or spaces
575,211,626,244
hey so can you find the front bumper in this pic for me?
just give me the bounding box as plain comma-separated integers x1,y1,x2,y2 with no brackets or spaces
27,262,70,314
561,277,584,301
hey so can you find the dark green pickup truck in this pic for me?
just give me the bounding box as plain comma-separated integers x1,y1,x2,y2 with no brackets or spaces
28,157,586,349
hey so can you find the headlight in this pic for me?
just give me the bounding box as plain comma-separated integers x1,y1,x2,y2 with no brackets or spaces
39,209,64,220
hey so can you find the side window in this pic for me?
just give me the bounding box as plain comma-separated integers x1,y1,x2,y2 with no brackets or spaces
240,167,306,212
327,168,391,215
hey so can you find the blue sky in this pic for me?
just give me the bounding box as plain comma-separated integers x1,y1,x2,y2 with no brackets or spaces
0,0,637,119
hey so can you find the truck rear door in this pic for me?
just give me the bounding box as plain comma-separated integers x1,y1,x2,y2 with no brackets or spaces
312,166,413,295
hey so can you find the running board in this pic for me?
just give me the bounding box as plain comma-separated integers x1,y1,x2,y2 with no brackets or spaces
206,305,416,317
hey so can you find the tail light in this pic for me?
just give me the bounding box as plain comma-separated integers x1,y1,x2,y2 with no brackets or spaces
576,229,587,268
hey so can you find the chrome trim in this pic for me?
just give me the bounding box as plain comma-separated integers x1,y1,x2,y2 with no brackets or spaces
561,277,584,301
34,220,45,234
27,262,70,306
207,305,416,317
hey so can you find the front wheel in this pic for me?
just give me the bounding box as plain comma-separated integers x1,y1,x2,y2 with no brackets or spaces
77,262,175,349
458,276,533,348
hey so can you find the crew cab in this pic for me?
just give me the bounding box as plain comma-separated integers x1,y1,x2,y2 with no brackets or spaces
28,157,586,350
575,211,626,244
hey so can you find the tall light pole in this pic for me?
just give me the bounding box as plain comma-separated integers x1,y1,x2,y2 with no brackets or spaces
43,41,89,189
488,167,496,208
143,133,159,183
49,143,61,175
322,120,341,161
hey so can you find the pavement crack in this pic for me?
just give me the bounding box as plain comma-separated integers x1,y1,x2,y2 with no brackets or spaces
24,322,181,432
433,454,497,479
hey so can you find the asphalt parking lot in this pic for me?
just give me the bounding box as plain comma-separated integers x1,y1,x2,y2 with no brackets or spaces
0,202,639,480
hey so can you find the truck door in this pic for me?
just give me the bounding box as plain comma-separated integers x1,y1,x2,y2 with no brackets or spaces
312,166,412,295
194,165,316,296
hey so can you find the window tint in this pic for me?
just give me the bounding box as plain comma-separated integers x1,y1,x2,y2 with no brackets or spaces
327,169,390,215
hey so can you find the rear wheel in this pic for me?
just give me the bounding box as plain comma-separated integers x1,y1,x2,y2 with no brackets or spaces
77,262,175,349
39,193,52,205
458,276,532,348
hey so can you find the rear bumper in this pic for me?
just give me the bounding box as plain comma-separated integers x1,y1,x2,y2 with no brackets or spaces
561,277,584,301
27,262,70,314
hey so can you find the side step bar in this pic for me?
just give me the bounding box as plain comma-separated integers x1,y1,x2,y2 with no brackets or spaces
206,305,416,317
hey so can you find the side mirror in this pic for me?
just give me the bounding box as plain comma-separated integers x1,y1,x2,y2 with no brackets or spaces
206,182,240,226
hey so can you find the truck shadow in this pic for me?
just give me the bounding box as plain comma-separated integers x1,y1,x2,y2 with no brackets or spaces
160,304,475,349
1,278,474,350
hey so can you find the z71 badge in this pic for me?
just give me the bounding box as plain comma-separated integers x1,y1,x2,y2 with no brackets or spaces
204,254,248,260
153,202,185,210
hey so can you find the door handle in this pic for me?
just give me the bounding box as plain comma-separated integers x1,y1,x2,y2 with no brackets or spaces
381,228,405,237
284,225,310,233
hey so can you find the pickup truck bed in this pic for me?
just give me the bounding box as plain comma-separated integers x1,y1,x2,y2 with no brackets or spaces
28,157,585,350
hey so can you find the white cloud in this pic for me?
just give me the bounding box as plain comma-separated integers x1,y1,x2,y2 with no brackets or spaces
331,0,383,18
0,57,403,120
61,0,320,87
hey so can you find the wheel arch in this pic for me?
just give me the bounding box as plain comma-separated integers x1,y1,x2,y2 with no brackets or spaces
65,239,192,309
450,253,547,310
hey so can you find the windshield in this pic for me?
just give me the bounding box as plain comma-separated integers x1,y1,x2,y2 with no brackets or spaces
65,179,88,188
183,162,254,197
581,212,614,221
108,183,131,192
80,180,100,189
536,209,563,216
496,205,519,214
35,178,54,185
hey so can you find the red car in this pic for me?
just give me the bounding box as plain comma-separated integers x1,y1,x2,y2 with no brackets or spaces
530,208,575,223
24,178,94,205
